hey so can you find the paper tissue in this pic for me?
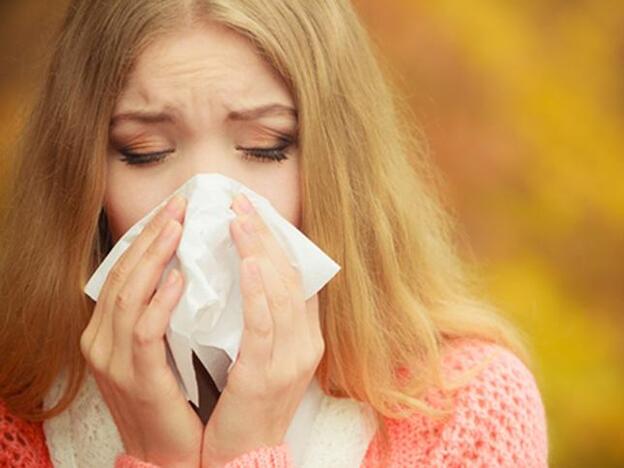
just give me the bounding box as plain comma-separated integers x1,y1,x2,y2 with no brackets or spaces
83,172,341,462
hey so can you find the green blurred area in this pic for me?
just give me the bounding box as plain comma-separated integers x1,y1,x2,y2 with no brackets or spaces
2,1,623,466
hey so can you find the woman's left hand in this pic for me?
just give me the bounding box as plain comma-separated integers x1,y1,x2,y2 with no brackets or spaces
200,193,325,468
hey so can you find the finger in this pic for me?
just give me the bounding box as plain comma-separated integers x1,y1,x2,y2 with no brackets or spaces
252,255,301,364
304,294,325,372
236,257,273,369
231,193,305,307
230,196,310,353
87,195,186,363
305,293,323,348
111,219,183,364
132,268,185,376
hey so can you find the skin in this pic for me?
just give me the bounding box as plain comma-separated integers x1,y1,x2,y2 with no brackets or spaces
80,20,324,468
105,20,301,240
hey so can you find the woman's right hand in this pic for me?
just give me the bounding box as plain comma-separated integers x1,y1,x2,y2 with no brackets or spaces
80,194,203,468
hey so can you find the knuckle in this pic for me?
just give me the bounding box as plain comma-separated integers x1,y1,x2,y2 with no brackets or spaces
304,347,323,369
317,339,326,357
146,214,166,236
79,331,91,357
87,347,108,374
247,320,272,339
268,290,290,310
283,267,301,288
244,269,265,296
312,338,326,360
144,241,165,263
149,292,167,310
109,262,129,288
114,289,134,313
132,324,156,348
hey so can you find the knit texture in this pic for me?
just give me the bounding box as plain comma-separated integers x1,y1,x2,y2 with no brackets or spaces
0,339,548,467
361,339,548,467
0,407,52,468
114,443,293,468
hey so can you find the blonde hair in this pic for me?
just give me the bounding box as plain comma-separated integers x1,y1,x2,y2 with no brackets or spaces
0,0,527,454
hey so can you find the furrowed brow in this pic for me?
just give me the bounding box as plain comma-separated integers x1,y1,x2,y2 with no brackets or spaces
227,103,297,121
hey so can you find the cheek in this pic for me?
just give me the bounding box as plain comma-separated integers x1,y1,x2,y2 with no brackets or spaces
244,156,301,228
256,170,301,228
104,197,149,243
103,170,170,243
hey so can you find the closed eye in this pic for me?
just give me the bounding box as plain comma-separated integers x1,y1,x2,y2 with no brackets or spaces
118,141,293,166
236,141,291,163
118,149,175,165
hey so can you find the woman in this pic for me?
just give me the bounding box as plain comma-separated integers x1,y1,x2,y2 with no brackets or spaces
0,0,548,467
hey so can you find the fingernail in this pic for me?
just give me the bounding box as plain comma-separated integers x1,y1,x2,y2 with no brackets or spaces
166,194,185,215
236,194,253,213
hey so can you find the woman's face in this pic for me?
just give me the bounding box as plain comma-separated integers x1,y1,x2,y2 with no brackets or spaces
105,21,300,242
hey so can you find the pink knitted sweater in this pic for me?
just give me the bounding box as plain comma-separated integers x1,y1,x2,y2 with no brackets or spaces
0,339,548,467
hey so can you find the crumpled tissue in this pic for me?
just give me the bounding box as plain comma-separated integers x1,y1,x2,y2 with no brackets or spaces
83,172,341,463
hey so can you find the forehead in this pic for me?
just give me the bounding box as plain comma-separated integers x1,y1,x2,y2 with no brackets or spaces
114,21,293,115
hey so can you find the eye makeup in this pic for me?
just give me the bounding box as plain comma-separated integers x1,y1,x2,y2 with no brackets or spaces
117,138,294,166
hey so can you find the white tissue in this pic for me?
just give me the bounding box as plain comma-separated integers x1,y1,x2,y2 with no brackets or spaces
84,172,340,405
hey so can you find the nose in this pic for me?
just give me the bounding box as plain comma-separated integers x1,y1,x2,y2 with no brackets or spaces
171,143,249,191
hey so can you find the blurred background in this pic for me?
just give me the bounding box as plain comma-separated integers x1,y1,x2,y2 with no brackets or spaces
1,1,623,466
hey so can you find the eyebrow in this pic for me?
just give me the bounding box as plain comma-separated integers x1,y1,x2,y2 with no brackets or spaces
110,103,297,127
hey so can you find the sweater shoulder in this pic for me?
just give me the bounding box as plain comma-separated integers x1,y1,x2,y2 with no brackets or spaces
363,338,548,467
0,399,53,467
437,338,548,465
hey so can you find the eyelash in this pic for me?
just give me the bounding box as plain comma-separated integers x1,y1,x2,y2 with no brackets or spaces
118,142,292,166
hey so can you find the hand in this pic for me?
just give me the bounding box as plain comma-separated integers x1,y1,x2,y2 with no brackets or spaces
80,194,203,468
200,193,325,468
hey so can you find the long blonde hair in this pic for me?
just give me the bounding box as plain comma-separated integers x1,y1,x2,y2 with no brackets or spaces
0,0,527,450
